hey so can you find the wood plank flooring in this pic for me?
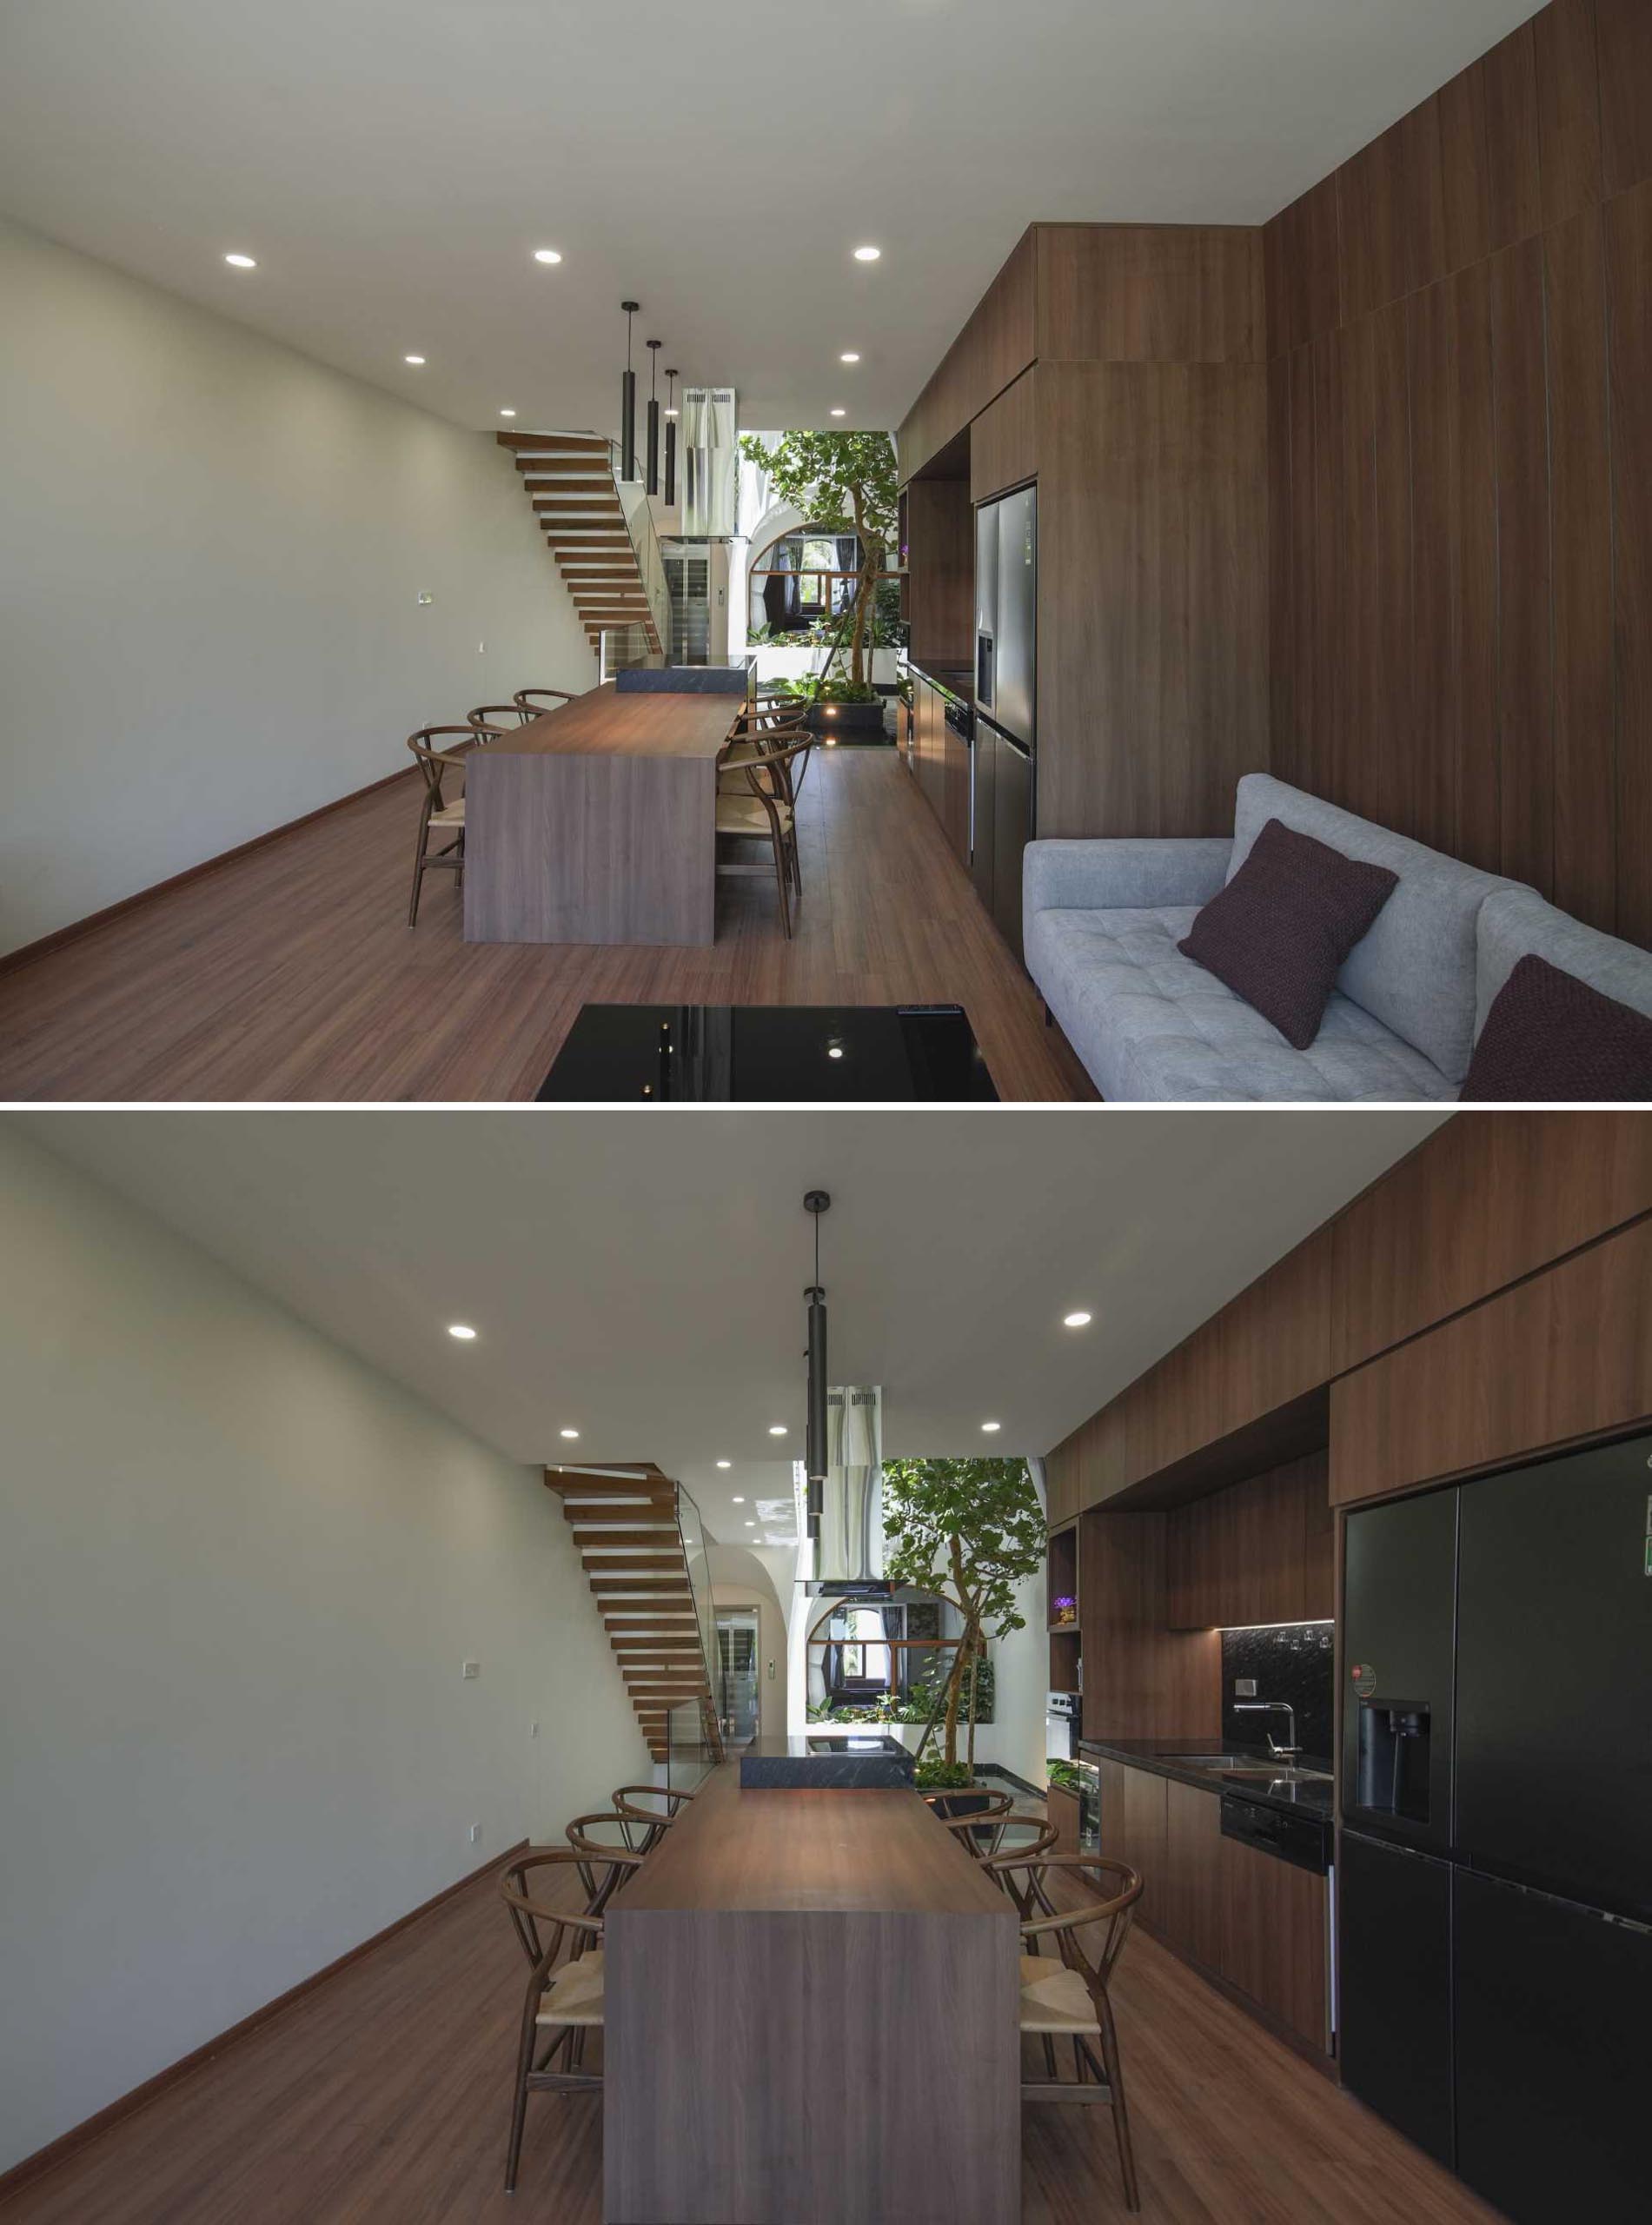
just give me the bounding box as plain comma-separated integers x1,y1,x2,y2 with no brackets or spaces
0,1842,1502,2225
0,750,1092,1102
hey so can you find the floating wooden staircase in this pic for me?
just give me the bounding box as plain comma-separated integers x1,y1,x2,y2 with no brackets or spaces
543,1463,723,1763
497,431,664,656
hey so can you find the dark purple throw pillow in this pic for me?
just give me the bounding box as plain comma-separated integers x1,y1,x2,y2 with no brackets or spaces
1460,954,1652,1102
1178,818,1398,1050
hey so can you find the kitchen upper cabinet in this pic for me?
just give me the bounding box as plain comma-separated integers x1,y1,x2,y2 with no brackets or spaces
1160,1779,1223,1970
897,232,1036,482
1329,1111,1652,1375
904,479,974,664
1165,1451,1333,1631
970,369,1038,502
1330,1213,1652,1505
1217,1830,1330,2055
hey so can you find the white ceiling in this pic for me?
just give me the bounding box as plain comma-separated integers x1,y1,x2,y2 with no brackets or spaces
23,1108,1446,1544
0,1,1539,436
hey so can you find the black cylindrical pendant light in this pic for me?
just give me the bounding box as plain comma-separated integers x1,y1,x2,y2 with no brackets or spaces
646,339,661,496
664,369,679,506
620,301,639,482
804,1190,831,1538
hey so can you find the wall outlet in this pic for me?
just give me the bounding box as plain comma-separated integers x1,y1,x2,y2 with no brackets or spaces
461,1660,481,1680
468,1823,481,1844
1234,1677,1257,1697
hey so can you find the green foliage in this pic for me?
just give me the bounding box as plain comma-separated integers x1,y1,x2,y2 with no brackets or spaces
910,1650,994,1724
882,1456,1045,1766
739,428,899,690
1046,1757,1082,1794
912,1755,974,1791
774,675,879,706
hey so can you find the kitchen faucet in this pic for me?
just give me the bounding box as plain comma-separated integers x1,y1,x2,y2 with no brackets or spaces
1235,1699,1299,1758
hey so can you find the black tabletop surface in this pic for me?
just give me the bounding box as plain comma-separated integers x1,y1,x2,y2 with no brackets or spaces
537,1003,998,1101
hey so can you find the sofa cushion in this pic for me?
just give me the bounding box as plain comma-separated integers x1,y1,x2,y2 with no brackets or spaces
1027,905,1454,1102
1228,774,1519,1082
1474,887,1652,1039
1178,818,1399,1048
1462,954,1652,1102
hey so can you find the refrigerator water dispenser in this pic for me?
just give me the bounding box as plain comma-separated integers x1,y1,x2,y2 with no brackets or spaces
1356,1700,1433,1825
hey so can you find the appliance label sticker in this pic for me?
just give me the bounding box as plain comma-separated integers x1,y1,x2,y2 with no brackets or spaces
1351,1662,1377,1697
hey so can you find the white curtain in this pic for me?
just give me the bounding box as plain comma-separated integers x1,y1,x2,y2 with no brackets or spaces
682,386,738,539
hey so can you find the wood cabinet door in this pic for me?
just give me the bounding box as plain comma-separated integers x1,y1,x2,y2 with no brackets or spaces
1330,1215,1652,1504
1096,1759,1130,1871
1159,1778,1223,1970
1045,1783,1081,1859
941,723,972,863
1120,1765,1168,1929
1217,1832,1330,2053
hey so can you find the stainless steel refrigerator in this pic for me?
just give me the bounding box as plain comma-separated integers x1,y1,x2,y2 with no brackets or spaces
1338,1434,1652,2222
974,485,1036,960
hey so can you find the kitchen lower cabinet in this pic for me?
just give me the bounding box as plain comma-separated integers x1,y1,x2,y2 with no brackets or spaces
1121,1765,1167,1929
1046,1782,1080,1858
1217,1829,1330,2055
1159,1777,1223,1970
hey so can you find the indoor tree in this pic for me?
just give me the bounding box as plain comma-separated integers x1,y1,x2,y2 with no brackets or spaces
737,428,899,699
880,1456,1045,1773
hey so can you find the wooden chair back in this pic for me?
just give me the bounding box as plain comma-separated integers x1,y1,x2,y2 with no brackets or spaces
610,1784,694,1852
406,725,483,807
514,687,578,718
467,702,531,734
979,1818,1060,1915
564,1811,648,1913
499,1845,606,1974
1015,1855,1142,2001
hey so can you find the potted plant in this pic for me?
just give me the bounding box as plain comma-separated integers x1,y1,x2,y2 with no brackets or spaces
738,428,899,734
880,1455,1045,1779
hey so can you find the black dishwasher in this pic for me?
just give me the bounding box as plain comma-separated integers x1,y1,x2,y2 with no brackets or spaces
1219,1794,1330,1875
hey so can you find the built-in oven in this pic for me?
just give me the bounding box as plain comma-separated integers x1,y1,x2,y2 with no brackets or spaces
1045,1690,1078,1761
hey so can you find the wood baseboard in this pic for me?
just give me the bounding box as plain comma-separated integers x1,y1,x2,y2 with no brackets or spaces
0,1837,528,2198
0,763,417,980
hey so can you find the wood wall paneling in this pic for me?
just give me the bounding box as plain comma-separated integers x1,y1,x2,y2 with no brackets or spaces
970,368,1038,503
1079,1511,1220,1744
1264,0,1649,946
1035,361,1269,841
1607,179,1652,947
1328,1110,1652,1374
1329,1212,1652,1504
1035,225,1264,365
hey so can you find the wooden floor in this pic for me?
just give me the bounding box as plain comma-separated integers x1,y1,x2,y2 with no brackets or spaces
0,749,1092,1102
0,1847,1502,2225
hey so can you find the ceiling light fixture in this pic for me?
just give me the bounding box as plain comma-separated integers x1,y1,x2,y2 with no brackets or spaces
404,355,426,366
223,252,256,269
447,1324,477,1341
746,1520,756,1527
717,1459,732,1470
803,1190,830,1539
732,1495,745,1502
559,1428,580,1439
1063,1311,1092,1328
830,408,846,418
499,408,516,418
533,248,563,264
619,300,639,482
839,351,860,363
981,1420,1002,1433
664,368,679,505
853,245,882,262
646,337,662,496
769,1425,788,1437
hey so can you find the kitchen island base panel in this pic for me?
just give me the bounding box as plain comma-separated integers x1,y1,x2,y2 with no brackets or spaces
463,750,717,946
605,1904,1018,2225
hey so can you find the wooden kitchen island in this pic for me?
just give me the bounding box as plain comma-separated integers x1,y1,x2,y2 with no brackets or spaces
461,687,736,946
603,1758,1019,2225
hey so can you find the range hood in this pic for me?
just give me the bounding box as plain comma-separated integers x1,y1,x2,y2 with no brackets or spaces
804,1385,886,1595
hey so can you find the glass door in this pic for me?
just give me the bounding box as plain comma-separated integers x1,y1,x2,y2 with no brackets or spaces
716,1609,760,1746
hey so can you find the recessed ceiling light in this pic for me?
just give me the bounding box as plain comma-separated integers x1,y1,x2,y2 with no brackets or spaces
1063,1311,1092,1329
840,351,860,363
981,1420,1001,1433
745,1520,756,1527
499,408,516,418
830,408,846,418
404,355,426,366
559,1427,580,1439
853,245,881,262
716,1459,732,1470
533,248,563,264
769,1425,788,1436
732,1496,746,1503
447,1324,477,1341
223,252,256,269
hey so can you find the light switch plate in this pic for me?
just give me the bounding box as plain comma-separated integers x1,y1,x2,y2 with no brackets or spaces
1235,1677,1257,1697
461,1660,481,1680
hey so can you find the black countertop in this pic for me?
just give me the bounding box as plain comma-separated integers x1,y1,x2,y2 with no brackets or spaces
906,658,974,707
1078,1737,1335,1820
739,1734,917,1789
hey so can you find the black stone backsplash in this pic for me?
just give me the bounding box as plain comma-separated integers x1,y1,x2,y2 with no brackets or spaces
1221,1621,1334,1763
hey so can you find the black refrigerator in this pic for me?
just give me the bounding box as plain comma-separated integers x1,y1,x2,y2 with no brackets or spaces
1339,1434,1652,2222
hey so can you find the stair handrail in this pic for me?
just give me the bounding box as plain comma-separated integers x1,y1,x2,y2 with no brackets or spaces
607,438,673,658
669,1478,726,1767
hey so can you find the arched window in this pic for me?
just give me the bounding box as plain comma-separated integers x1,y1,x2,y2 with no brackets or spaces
749,528,862,636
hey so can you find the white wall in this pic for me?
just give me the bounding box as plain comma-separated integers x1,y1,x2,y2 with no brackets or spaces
0,1122,647,2175
0,213,594,957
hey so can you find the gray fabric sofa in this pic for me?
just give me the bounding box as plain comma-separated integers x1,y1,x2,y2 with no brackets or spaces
1025,774,1652,1101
